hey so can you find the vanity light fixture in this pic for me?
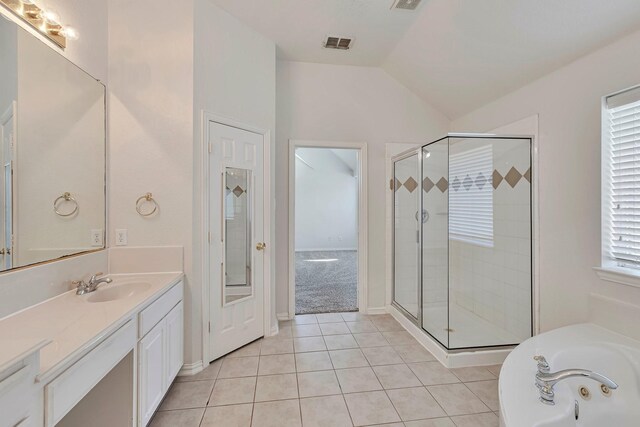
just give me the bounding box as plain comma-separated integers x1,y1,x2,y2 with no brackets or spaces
0,0,77,48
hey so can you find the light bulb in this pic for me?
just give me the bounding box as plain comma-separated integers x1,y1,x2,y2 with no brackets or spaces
41,9,60,25
61,26,79,40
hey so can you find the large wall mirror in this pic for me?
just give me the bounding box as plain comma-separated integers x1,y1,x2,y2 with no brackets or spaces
0,15,106,272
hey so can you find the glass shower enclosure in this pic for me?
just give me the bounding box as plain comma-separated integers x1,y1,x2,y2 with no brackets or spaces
392,134,533,350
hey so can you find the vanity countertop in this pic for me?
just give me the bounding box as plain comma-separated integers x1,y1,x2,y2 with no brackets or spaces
0,272,183,382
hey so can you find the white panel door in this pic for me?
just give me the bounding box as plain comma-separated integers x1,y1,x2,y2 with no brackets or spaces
209,122,265,360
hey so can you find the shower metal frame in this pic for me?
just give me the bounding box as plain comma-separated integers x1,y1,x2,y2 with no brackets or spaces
391,133,534,351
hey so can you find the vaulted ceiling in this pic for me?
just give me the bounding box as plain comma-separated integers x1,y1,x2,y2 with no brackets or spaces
211,0,640,119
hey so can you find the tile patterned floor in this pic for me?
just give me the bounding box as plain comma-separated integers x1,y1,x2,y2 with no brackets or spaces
151,313,501,427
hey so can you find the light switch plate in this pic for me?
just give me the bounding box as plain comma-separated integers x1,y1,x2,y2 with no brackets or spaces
116,229,128,246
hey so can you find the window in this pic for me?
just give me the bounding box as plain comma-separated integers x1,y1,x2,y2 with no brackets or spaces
449,144,494,247
603,86,640,270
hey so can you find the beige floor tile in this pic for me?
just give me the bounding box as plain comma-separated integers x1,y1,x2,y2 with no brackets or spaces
371,317,405,332
346,320,378,333
329,349,369,369
273,326,293,339
295,351,334,372
373,364,422,389
335,366,382,393
260,338,294,355
293,336,327,353
258,354,296,375
464,380,499,411
209,377,257,406
175,359,222,382
404,418,455,427
300,395,353,427
344,390,401,426
394,344,436,363
254,373,298,402
450,412,499,427
293,314,318,325
450,367,495,382
408,362,460,386
316,313,344,323
150,408,204,427
297,370,341,397
362,346,404,366
386,387,447,421
428,383,491,416
319,322,350,335
201,404,253,427
227,340,263,358
382,331,417,346
340,312,372,322
324,334,358,350
293,324,322,337
252,399,301,427
353,332,390,347
159,380,214,410
486,365,502,378
218,356,260,379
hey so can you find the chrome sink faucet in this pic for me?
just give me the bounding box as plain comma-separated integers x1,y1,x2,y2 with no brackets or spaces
533,355,618,405
75,272,112,295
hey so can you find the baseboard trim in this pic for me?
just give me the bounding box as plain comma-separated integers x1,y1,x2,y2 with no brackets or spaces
387,305,511,368
277,312,291,321
177,360,204,377
269,322,279,337
366,306,387,315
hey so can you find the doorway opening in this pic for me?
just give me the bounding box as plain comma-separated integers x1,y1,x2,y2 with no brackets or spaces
289,141,367,315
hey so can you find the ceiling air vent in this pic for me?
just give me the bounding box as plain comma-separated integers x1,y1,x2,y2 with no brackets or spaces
391,0,422,10
323,36,353,50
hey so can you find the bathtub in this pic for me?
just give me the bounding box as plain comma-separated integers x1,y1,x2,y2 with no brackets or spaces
499,323,640,427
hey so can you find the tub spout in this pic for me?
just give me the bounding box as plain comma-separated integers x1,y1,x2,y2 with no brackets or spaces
535,369,618,405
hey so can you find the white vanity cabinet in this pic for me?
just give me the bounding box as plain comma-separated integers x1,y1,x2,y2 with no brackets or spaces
137,284,184,426
0,351,42,427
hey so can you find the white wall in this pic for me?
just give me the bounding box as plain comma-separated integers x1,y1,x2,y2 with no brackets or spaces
295,148,358,251
108,0,195,358
451,28,640,333
193,0,276,362
276,61,450,315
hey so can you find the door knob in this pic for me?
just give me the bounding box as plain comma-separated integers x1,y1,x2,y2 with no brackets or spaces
256,242,266,251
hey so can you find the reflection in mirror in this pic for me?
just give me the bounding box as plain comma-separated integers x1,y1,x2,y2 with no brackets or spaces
0,15,106,272
224,167,252,305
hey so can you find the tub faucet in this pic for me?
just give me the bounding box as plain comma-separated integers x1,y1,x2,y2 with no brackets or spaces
535,368,618,405
75,272,112,295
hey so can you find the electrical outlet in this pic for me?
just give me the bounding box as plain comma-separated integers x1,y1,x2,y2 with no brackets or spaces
90,229,103,247
116,229,128,246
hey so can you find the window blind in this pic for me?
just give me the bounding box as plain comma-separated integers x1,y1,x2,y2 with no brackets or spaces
449,144,494,247
606,88,640,268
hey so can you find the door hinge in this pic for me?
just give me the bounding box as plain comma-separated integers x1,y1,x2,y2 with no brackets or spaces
208,322,211,333
208,232,212,244
389,179,394,191
208,142,213,153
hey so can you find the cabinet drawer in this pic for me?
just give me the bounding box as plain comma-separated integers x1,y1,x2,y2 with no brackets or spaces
45,320,136,427
139,281,183,338
0,355,38,427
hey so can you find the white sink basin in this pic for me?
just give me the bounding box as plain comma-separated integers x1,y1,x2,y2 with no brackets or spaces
86,282,151,303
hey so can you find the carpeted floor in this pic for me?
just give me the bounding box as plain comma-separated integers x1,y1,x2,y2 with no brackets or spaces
295,250,358,314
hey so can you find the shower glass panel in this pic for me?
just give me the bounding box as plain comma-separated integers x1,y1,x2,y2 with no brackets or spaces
421,142,449,347
447,137,532,348
393,134,533,350
393,153,420,320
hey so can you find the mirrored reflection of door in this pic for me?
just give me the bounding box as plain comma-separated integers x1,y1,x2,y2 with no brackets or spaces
393,153,420,320
224,167,252,305
0,102,15,270
421,142,449,347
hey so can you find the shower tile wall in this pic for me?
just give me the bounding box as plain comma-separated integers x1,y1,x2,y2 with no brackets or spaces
449,139,531,347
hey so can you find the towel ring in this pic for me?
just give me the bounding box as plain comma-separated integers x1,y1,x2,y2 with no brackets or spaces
136,193,158,217
54,192,79,217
